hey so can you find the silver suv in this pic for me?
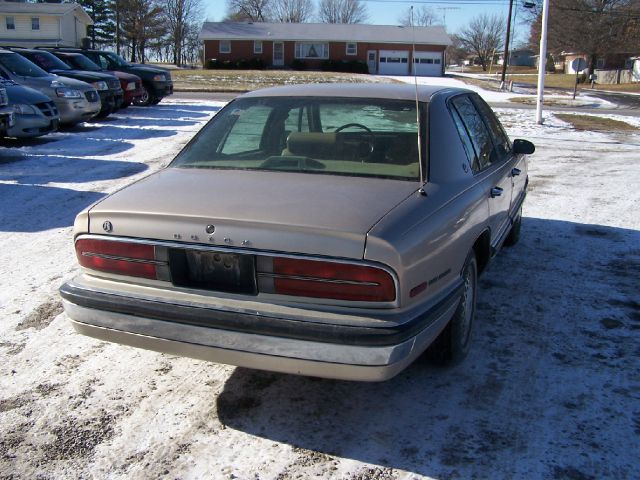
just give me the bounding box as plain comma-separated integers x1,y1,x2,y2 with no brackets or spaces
0,49,99,126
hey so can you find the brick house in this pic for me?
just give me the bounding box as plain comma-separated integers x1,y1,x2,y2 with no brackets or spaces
0,1,92,48
199,22,451,76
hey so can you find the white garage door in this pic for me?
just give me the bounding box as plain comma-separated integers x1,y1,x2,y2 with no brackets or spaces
413,52,443,76
379,50,409,75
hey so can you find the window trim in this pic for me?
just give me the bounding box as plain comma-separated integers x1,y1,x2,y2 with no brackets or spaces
253,40,262,54
346,42,357,56
6,16,15,30
219,40,231,54
31,17,40,31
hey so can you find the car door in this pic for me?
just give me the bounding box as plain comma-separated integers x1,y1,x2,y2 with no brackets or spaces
450,94,513,250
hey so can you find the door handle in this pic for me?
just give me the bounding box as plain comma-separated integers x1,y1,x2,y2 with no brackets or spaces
490,187,503,198
512,168,521,176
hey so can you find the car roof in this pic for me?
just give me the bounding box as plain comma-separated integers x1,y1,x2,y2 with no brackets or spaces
239,83,470,102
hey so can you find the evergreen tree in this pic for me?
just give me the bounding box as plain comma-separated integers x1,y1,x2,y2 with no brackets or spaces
76,0,116,48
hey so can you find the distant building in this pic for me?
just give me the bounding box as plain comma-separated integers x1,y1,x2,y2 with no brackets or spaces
198,22,452,76
0,1,92,48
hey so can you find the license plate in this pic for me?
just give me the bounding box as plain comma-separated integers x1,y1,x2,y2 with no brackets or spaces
169,249,257,295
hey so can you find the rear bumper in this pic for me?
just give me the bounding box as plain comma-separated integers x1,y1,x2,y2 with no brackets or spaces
60,278,462,381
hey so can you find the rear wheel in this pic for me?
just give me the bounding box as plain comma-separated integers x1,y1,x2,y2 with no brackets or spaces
426,252,477,365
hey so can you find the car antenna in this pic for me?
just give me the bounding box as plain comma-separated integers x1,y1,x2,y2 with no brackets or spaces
411,6,426,197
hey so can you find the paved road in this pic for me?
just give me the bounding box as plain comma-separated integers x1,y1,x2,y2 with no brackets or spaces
173,91,640,118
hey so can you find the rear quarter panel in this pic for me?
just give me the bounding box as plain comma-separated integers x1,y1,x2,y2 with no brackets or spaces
365,93,490,308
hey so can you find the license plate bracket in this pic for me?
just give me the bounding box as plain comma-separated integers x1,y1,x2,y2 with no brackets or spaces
169,249,257,295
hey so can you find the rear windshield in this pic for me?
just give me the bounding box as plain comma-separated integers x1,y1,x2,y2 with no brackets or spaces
0,52,49,78
171,97,422,180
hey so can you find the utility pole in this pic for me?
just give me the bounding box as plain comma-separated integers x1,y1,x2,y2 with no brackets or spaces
536,0,550,124
500,0,514,87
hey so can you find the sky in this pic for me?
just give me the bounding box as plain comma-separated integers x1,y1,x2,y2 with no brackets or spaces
204,0,525,39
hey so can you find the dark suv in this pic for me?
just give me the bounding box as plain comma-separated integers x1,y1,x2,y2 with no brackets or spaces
58,49,172,106
12,48,122,117
47,50,143,108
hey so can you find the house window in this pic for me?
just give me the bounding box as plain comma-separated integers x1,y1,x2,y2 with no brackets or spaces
219,40,231,54
596,58,605,69
346,43,357,56
295,42,329,59
31,17,40,30
254,40,262,54
6,17,15,30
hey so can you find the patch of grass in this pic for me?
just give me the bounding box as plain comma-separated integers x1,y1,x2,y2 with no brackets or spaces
554,113,637,132
508,96,574,107
170,68,397,92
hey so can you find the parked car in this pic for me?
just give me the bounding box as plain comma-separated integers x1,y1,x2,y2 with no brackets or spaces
12,48,122,118
0,49,100,126
56,48,172,106
46,50,143,108
0,82,14,137
1,79,59,138
60,84,534,381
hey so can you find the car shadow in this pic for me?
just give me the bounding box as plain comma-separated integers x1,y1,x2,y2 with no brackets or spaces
215,217,639,478
0,183,105,232
3,134,136,157
128,103,222,117
0,156,147,185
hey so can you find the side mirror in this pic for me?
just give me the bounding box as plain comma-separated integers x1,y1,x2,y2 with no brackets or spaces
513,139,535,155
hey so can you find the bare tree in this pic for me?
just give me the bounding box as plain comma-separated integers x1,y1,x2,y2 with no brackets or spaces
162,0,202,66
120,0,166,63
270,0,314,22
457,13,505,71
317,0,367,24
528,0,640,72
225,0,271,21
397,5,438,26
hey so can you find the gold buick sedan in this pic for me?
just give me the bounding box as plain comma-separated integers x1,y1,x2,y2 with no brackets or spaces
60,84,534,381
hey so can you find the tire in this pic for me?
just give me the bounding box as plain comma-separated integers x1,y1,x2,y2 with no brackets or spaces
132,85,155,106
504,207,522,247
426,252,478,365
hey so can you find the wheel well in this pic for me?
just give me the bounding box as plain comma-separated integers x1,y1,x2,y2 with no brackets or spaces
472,230,491,277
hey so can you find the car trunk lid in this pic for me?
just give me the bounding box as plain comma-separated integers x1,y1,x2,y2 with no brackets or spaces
87,168,416,259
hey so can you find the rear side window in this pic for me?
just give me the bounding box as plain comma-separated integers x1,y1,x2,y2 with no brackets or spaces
450,107,479,172
450,95,494,172
471,95,511,161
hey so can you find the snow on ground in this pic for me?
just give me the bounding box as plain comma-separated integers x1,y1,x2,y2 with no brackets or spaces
1,98,639,479
386,73,616,108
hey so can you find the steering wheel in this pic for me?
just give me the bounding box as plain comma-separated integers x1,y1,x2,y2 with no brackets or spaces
335,123,372,133
335,123,374,161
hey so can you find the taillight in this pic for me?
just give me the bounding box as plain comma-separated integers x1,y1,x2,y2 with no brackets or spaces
75,238,157,279
263,257,395,302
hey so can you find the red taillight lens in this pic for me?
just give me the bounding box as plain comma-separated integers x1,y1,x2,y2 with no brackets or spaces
270,258,395,302
75,238,157,279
